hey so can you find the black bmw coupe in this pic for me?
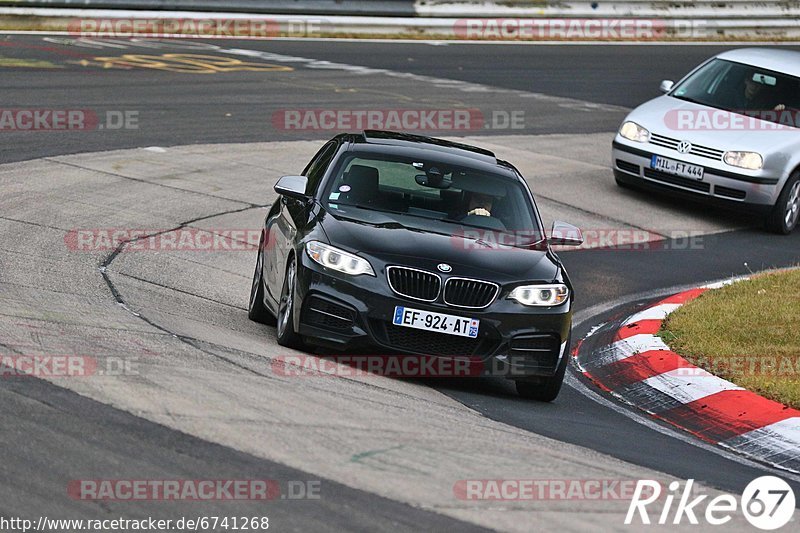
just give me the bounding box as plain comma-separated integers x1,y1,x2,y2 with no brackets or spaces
249,131,583,401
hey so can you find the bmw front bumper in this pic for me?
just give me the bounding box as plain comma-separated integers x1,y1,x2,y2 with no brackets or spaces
292,254,573,379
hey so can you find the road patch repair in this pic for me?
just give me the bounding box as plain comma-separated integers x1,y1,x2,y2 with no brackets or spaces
575,278,800,474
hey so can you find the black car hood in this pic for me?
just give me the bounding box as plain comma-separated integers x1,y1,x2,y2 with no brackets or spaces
318,206,559,283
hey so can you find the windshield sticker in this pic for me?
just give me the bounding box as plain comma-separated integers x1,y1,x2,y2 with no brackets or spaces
329,192,341,201
339,185,351,193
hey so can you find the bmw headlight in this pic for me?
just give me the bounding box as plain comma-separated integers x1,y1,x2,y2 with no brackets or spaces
306,241,375,276
508,284,569,307
619,121,650,143
723,151,763,171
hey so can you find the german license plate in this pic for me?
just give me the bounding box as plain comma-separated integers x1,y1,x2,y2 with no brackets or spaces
392,306,479,338
651,155,704,180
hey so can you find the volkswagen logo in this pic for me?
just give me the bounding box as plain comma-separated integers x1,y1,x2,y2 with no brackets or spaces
677,140,692,154
437,263,452,273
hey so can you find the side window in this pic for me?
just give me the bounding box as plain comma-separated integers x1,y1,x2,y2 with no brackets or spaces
303,141,338,195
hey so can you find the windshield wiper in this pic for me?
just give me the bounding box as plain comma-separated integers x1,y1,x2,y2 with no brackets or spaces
440,218,543,248
671,95,707,105
334,202,404,216
672,94,737,114
334,202,371,210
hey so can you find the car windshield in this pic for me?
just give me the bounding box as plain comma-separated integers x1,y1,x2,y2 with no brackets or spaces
322,153,543,247
670,58,800,127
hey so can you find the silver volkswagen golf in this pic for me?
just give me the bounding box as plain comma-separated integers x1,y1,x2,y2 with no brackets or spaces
612,48,800,234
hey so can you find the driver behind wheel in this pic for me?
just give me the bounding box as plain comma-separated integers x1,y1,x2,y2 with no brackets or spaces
466,192,495,217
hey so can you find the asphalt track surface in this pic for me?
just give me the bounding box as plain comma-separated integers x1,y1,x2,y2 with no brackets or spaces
7,37,798,163
2,35,800,529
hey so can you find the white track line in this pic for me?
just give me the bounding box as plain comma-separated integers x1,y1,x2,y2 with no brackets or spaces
641,372,743,405
622,303,681,324
723,418,800,470
589,334,671,368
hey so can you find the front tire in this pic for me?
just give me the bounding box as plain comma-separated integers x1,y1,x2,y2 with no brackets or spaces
615,174,633,190
248,233,276,325
613,169,639,191
514,337,570,402
765,172,800,235
276,256,302,348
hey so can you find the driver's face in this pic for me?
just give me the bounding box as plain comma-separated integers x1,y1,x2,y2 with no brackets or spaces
470,193,493,210
745,77,761,99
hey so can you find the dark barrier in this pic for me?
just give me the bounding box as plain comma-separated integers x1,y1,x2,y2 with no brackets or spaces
0,0,417,16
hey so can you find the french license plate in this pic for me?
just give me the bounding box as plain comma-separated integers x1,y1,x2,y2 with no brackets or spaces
392,306,479,339
650,155,704,180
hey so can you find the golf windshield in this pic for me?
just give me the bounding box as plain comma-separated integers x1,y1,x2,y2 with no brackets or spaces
670,59,800,126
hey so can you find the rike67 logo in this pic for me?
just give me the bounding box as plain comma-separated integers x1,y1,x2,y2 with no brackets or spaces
626,476,795,530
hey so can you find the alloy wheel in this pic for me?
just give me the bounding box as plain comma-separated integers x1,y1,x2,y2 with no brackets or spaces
277,259,296,338
785,181,800,229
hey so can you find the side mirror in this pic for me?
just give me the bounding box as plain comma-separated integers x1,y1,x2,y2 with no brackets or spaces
659,80,674,94
274,175,310,201
549,221,583,247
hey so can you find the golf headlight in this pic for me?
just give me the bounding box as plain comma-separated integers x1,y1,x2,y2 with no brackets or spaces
306,241,375,276
619,121,650,143
723,151,763,170
508,284,569,307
